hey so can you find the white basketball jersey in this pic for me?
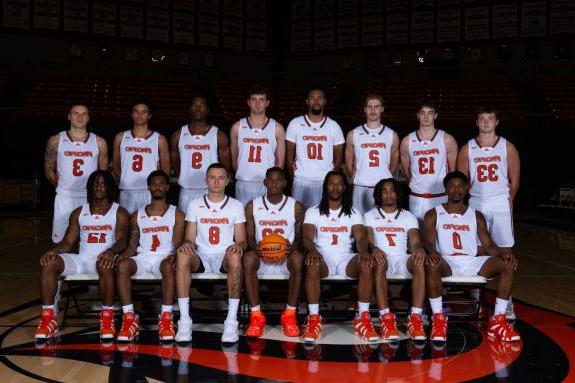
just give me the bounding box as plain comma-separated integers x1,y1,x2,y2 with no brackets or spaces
364,208,418,257
435,204,477,257
286,115,345,182
235,118,278,182
352,125,395,187
136,204,177,256
468,137,509,199
56,131,100,197
252,195,296,244
407,130,448,195
186,195,246,255
119,130,160,190
304,205,363,257
178,125,219,189
78,202,119,256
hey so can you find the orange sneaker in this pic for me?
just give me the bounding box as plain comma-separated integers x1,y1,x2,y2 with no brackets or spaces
302,314,324,342
35,308,58,339
488,314,521,342
117,312,138,342
246,310,266,338
354,312,379,341
407,313,426,341
158,312,175,341
99,309,116,340
281,309,300,337
379,312,399,341
430,313,447,342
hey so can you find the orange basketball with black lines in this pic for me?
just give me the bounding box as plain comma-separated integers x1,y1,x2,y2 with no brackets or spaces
257,234,289,264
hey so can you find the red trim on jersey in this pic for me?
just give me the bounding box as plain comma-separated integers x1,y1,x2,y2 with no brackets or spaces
187,124,212,137
410,192,446,198
415,129,439,142
303,115,327,128
474,136,500,149
130,129,155,140
145,204,170,218
203,195,230,210
262,195,288,212
66,131,91,143
361,124,385,136
376,208,401,221
88,202,114,217
246,117,270,131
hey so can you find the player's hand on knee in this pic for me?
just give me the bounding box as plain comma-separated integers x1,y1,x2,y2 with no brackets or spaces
97,249,116,269
305,251,322,267
501,253,518,271
358,252,373,269
373,247,387,268
40,250,58,266
177,242,196,257
225,244,243,256
411,248,426,267
425,251,442,267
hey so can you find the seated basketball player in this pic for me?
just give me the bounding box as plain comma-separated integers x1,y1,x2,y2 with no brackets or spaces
302,170,375,342
175,163,247,343
36,170,129,340
115,170,185,342
243,167,305,338
364,178,426,341
423,171,520,342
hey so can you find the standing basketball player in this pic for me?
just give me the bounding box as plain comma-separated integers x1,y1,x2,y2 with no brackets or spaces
115,170,185,342
243,167,305,338
346,94,399,214
423,171,520,342
171,96,231,212
400,99,458,223
45,104,108,243
230,85,286,205
35,170,129,340
175,163,247,343
302,171,376,342
286,87,345,209
113,100,171,214
364,178,426,341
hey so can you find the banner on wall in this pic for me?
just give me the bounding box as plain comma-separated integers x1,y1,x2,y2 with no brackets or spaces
314,18,335,50
437,9,460,42
438,0,460,7
198,0,220,15
120,5,144,39
198,14,220,46
412,0,434,9
386,0,406,12
247,0,266,18
492,4,517,39
291,0,311,20
172,11,194,44
361,0,382,14
222,17,244,49
291,19,311,52
223,0,244,17
92,1,117,36
3,0,30,29
521,2,547,37
338,0,357,17
464,6,489,41
147,7,169,42
63,0,88,32
386,13,408,45
173,0,194,12
337,16,358,48
411,11,434,44
246,21,266,51
34,0,60,30
550,0,574,34
361,13,383,46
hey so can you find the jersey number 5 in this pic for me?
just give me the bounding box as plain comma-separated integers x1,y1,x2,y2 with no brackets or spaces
368,150,379,167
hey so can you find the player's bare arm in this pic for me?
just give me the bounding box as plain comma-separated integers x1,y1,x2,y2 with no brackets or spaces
44,134,59,186
423,209,442,266
444,133,459,172
366,226,387,267
41,207,81,266
456,143,470,179
285,141,296,177
116,213,140,261
178,221,197,256
229,122,240,171
303,223,322,266
507,141,521,203
389,131,400,175
353,224,372,269
228,222,247,254
244,201,258,252
170,129,181,175
167,209,186,268
399,136,412,180
290,201,305,252
274,124,286,168
158,134,171,175
217,130,232,172
98,207,130,269
408,228,426,267
344,130,355,182
333,144,344,171
112,132,124,181
96,136,109,170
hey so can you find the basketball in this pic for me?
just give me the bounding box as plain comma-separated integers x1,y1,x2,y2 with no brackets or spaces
257,234,289,264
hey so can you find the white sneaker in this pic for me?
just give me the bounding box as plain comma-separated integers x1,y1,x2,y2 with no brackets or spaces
221,319,239,343
175,319,192,342
506,300,516,321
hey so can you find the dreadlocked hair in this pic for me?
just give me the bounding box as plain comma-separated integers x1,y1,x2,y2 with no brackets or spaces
318,170,353,217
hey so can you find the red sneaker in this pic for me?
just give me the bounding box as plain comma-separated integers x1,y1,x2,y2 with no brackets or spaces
379,312,399,341
353,312,379,341
407,313,426,341
246,310,266,338
116,312,138,342
430,313,447,342
99,309,116,340
302,314,324,342
281,309,300,337
35,308,58,339
488,314,521,342
158,312,175,341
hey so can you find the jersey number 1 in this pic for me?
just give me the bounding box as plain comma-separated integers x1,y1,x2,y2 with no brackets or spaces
452,232,463,250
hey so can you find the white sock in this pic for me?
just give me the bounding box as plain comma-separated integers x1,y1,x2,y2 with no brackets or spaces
286,305,296,311
226,299,240,321
178,297,190,321
411,307,423,315
357,301,370,317
42,305,55,310
122,304,134,313
379,307,390,316
429,297,443,314
494,297,509,316
308,303,319,316
251,305,261,312
161,305,173,313
102,305,114,310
